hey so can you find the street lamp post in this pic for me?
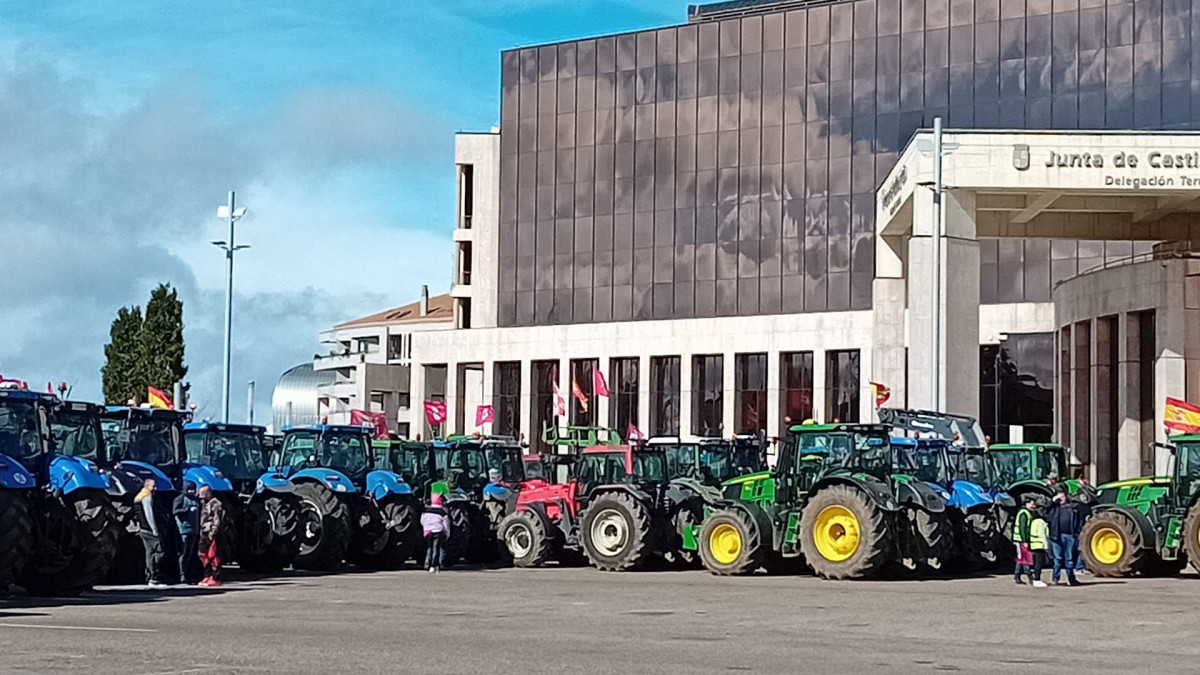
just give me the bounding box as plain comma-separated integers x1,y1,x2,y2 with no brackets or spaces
213,191,248,423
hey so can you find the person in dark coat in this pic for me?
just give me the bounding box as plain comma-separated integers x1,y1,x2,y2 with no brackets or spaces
172,481,202,584
135,479,167,588
1044,486,1082,586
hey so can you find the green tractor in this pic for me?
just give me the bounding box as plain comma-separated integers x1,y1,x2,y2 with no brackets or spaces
693,423,949,580
1079,435,1200,577
987,443,1093,505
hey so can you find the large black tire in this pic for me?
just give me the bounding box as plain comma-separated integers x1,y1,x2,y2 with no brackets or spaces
22,492,119,596
667,498,705,568
498,510,552,568
580,492,652,571
105,497,146,584
697,508,766,576
910,508,953,572
1182,503,1200,575
292,483,352,571
444,501,473,565
963,507,1007,566
1079,509,1148,577
238,492,301,573
464,505,501,564
350,498,421,570
0,490,33,591
799,485,891,580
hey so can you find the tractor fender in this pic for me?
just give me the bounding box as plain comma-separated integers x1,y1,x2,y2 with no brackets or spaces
1091,503,1157,550
992,491,1016,509
517,500,558,532
252,472,295,494
0,453,35,490
895,479,948,513
1008,480,1053,501
182,464,235,493
592,483,654,504
812,475,901,512
666,477,721,506
47,455,109,494
724,500,777,549
289,467,359,494
944,480,993,510
366,470,413,502
114,460,173,491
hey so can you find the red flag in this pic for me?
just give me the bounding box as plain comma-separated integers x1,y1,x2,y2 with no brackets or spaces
424,400,447,426
552,381,566,418
870,382,891,408
46,382,53,394
594,369,610,397
475,404,495,427
627,423,645,441
571,377,589,413
350,409,389,439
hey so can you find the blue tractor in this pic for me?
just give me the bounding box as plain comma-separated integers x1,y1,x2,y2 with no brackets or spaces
273,425,421,570
0,389,120,595
881,409,1016,566
182,422,302,572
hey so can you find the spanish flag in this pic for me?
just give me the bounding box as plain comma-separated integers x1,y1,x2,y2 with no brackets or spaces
1164,397,1200,434
147,386,173,410
870,382,891,408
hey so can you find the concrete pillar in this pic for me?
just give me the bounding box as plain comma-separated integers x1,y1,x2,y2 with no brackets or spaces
519,358,532,444
723,352,736,436
1116,315,1142,480
445,360,459,435
1157,293,1187,475
871,278,907,415
766,351,780,440
812,350,827,423
637,354,651,437
907,188,979,416
679,352,693,437
410,364,426,440
481,361,496,436
597,356,611,429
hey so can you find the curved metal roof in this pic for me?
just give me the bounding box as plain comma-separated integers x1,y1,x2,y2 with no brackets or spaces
272,364,333,432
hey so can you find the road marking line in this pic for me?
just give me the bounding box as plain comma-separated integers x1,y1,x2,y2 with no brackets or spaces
0,622,157,633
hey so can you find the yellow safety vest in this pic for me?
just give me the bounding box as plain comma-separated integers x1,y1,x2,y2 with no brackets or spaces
1029,517,1049,550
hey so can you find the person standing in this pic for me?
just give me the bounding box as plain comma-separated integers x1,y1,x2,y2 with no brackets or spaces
1045,487,1081,586
421,493,451,573
1028,502,1050,588
135,479,167,588
173,481,202,584
1012,496,1036,585
197,485,229,587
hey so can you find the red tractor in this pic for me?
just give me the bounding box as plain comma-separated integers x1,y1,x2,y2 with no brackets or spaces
498,443,673,571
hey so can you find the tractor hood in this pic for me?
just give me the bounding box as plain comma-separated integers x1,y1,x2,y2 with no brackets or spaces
1097,476,1171,490
722,471,776,503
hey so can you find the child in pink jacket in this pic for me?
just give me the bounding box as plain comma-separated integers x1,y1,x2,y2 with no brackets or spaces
420,493,452,572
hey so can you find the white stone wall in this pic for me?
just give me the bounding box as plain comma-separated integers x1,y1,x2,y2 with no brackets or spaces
454,132,500,329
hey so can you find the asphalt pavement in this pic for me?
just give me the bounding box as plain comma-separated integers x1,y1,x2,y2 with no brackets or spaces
0,565,1197,674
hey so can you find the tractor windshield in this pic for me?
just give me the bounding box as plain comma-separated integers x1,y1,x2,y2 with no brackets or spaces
0,399,42,459
186,430,267,480
50,406,102,461
797,430,890,476
279,430,369,482
386,444,429,486
663,443,699,479
105,417,180,468
989,449,1034,485
1174,442,1200,497
447,444,524,484
953,450,993,486
906,443,946,484
1035,448,1065,481
633,452,667,482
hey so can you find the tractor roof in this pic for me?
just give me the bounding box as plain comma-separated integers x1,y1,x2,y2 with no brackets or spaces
1169,434,1200,443
103,406,188,420
788,423,889,434
889,436,918,447
0,389,58,403
281,424,369,434
183,421,264,434
581,444,633,455
988,443,1065,451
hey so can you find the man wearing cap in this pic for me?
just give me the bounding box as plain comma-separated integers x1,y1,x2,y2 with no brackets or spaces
172,480,202,584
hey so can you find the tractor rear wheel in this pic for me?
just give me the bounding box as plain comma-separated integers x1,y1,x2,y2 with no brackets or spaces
23,491,119,596
910,508,952,572
292,483,351,571
104,497,145,583
444,501,474,565
1080,510,1147,577
799,485,890,580
0,490,33,591
1182,503,1200,575
697,508,765,576
581,492,652,571
238,493,301,573
499,510,552,568
351,498,420,570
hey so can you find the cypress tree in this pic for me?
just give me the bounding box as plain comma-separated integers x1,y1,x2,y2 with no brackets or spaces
101,306,144,404
141,283,188,393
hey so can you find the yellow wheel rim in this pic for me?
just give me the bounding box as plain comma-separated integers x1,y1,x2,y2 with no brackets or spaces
709,523,742,565
1090,527,1124,565
813,505,861,562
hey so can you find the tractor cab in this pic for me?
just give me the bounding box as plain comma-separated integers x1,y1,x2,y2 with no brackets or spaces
890,436,948,485
1165,435,1200,508
100,406,189,491
786,423,892,484
50,401,105,463
442,436,525,497
986,443,1087,502
275,425,372,488
373,439,435,498
0,388,55,479
574,444,667,497
648,434,767,487
183,422,275,493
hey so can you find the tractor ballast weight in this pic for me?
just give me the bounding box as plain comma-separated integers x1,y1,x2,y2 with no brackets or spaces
0,392,120,595
275,425,421,571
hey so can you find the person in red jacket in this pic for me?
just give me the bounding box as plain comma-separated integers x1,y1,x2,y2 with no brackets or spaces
197,485,229,587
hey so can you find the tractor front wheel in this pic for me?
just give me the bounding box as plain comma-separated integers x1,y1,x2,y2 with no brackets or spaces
23,491,119,596
238,492,301,574
580,492,652,571
697,508,764,576
0,490,34,591
1080,510,1146,577
1181,503,1200,575
292,483,352,571
351,498,420,570
799,485,890,580
910,508,952,573
499,510,553,568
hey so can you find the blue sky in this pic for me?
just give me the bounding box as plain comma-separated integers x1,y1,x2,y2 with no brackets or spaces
0,1,691,422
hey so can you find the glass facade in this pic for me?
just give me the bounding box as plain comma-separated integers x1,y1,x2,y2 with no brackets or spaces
493,361,521,438
780,350,814,426
825,349,860,422
650,356,682,435
498,0,1194,327
609,357,640,437
691,354,725,435
979,332,1054,444
735,352,768,433
531,360,557,452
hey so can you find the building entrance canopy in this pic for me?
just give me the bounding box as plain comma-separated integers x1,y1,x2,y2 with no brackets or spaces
873,130,1200,424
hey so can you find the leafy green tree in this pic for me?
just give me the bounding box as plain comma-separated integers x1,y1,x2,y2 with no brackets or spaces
101,306,144,404
101,283,188,405
141,283,188,392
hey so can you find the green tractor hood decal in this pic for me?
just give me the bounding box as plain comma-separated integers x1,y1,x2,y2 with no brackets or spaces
1098,476,1170,490
723,471,776,503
